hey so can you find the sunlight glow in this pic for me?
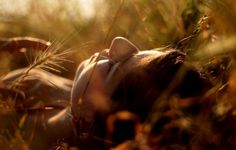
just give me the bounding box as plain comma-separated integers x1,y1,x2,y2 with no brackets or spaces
78,0,96,19
0,0,30,16
0,0,105,21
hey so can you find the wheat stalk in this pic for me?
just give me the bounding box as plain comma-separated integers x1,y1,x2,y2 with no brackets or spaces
9,43,72,89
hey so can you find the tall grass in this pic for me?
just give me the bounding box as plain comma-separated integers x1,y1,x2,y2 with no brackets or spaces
1,0,236,149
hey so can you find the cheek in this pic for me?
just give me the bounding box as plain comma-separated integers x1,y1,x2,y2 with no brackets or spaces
110,70,161,121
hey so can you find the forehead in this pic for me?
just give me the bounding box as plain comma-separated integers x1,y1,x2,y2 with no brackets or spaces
116,50,176,73
118,50,165,68
106,50,177,91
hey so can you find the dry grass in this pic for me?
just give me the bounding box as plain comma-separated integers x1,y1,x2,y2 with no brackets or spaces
1,0,236,149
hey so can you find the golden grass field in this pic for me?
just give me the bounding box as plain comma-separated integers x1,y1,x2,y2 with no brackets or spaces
1,0,236,149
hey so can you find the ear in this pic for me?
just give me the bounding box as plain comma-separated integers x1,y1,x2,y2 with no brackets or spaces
108,37,139,62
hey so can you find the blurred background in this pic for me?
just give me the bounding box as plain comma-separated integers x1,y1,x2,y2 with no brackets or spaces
0,0,214,79
1,0,236,149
